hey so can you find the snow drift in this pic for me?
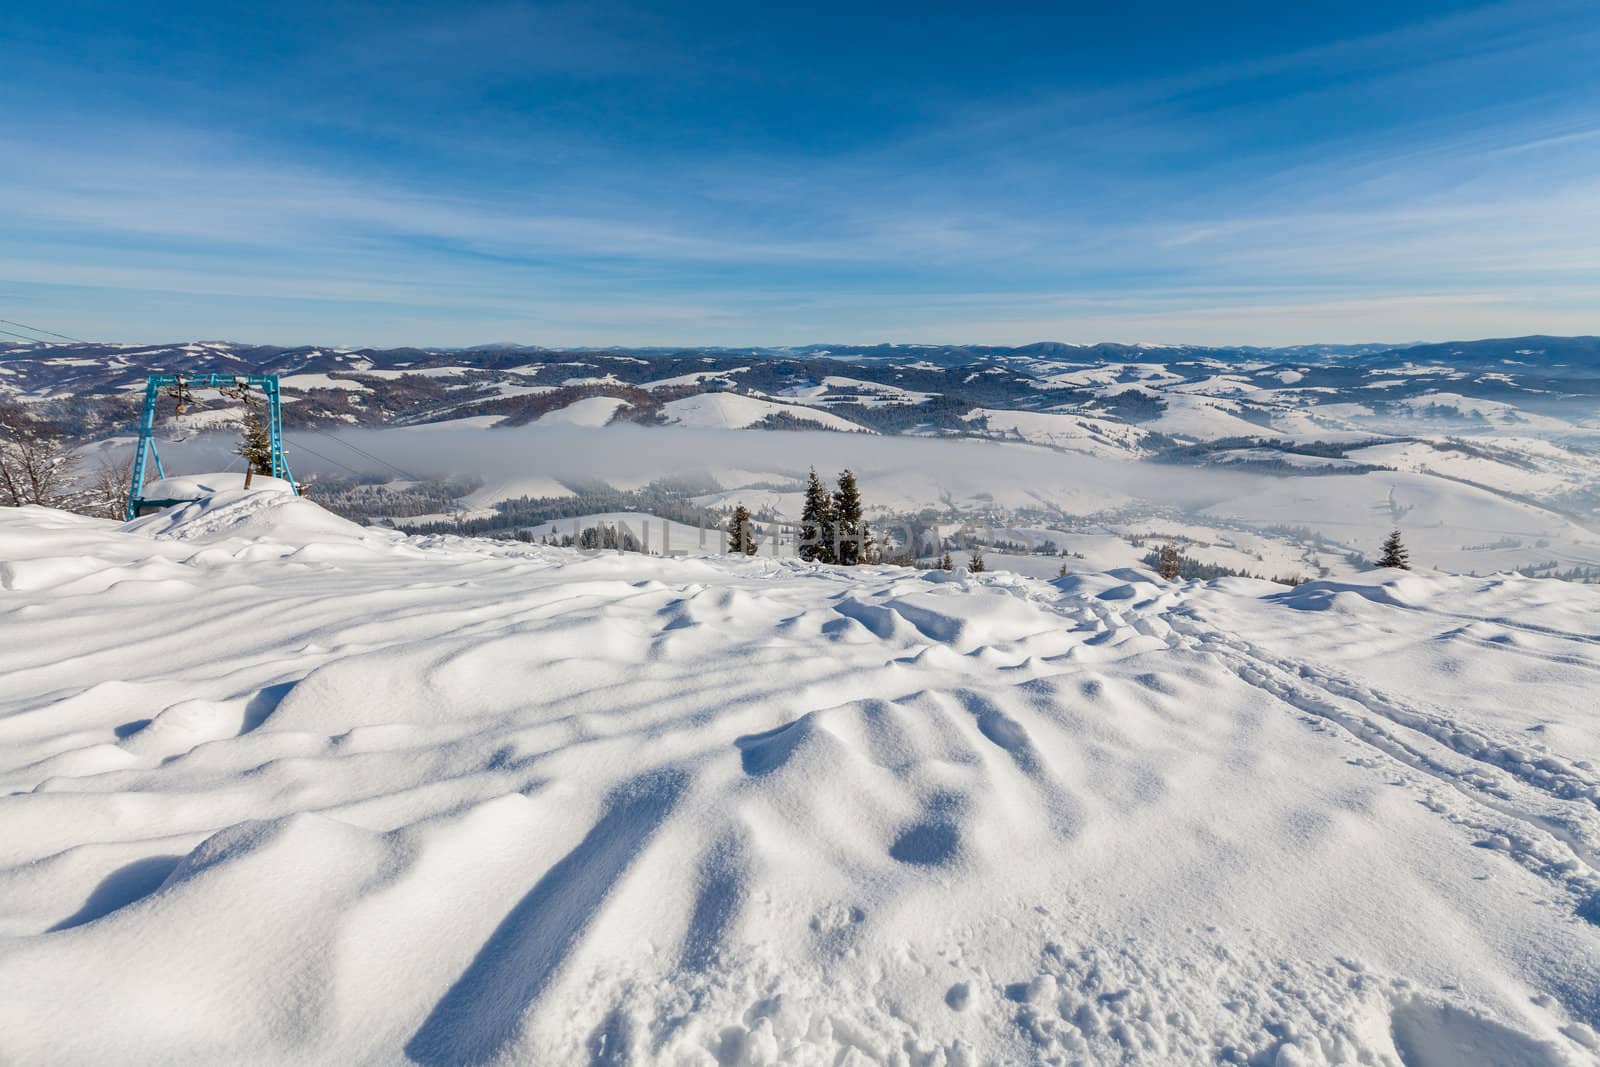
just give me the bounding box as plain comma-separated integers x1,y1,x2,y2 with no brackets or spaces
1,493,1598,1065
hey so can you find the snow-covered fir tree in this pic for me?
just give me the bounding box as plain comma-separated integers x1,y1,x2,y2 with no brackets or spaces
799,468,835,563
728,503,758,556
833,468,864,565
968,547,985,574
235,404,273,490
1378,530,1410,569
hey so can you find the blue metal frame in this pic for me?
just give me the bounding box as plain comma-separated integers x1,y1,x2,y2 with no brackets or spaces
127,373,298,520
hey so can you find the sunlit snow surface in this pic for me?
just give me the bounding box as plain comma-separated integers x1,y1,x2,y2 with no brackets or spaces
2,493,1599,1065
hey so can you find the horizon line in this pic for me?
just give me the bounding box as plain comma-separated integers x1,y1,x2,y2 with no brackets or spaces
6,331,1599,354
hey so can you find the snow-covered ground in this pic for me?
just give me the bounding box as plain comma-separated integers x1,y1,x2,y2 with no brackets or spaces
1202,469,1600,574
2,492,1599,1064
660,393,868,433
458,475,577,509
278,373,371,393
537,396,633,427
777,376,938,409
958,409,1146,458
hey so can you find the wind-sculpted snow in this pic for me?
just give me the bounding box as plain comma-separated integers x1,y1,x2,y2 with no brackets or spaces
2,496,1599,1064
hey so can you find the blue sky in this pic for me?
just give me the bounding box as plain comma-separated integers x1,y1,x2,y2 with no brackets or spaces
2,0,1597,347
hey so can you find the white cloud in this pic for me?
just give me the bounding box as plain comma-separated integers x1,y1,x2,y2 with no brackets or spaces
3,0,1599,346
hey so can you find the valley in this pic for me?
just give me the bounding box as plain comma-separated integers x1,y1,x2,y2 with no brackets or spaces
8,334,1594,585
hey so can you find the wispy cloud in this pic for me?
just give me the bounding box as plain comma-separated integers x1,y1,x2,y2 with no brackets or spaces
2,1,1598,345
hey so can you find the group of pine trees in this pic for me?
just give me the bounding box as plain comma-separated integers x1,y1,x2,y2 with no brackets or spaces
512,523,644,551
574,524,643,551
796,467,877,565
926,550,982,574
723,470,879,564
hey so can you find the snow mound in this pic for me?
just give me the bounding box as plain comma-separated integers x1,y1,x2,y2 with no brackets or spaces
1271,571,1438,610
122,487,379,547
1,507,1598,1064
140,472,296,499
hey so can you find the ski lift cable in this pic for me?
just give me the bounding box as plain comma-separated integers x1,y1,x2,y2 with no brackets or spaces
289,440,369,479
0,327,51,344
302,426,425,482
0,318,91,344
304,427,420,480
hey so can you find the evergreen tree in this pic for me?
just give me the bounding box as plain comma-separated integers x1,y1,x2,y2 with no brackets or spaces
968,547,986,574
235,403,273,489
1157,544,1183,580
860,521,876,564
940,552,954,571
799,467,836,563
832,468,864,565
728,503,758,556
1377,529,1410,570
1058,562,1069,578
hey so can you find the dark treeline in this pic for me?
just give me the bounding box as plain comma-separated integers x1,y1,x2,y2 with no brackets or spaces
513,523,645,552
1140,546,1307,585
815,396,975,434
1514,560,1600,583
394,478,721,537
305,477,482,519
1086,390,1166,422
1151,436,1394,475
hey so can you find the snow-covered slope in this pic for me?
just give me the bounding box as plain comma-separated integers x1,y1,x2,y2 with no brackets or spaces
1202,469,1600,574
1,497,1598,1065
959,408,1146,457
458,476,576,508
660,393,868,432
778,375,937,408
537,396,631,426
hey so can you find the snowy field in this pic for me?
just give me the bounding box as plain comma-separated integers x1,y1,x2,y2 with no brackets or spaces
3,490,1600,1065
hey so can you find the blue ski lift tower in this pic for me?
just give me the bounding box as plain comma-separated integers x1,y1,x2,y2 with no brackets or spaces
126,373,299,520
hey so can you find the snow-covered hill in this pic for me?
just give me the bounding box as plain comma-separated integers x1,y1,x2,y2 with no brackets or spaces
2,494,1598,1064
659,392,869,433
6,335,1599,450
